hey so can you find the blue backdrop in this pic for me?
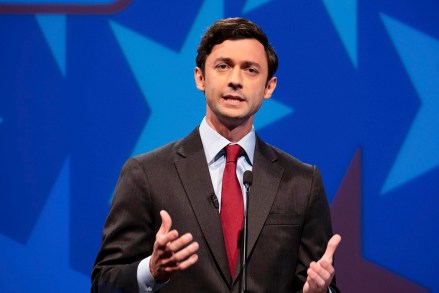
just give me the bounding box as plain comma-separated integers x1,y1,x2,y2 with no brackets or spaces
1,0,437,291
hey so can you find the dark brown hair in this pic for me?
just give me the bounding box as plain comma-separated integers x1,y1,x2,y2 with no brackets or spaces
196,17,278,81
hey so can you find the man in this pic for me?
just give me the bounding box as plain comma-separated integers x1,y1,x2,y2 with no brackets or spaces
92,17,341,292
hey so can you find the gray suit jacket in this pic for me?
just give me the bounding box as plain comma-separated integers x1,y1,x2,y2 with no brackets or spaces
91,128,339,292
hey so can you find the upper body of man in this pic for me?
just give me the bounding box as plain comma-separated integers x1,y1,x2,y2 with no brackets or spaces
92,17,341,293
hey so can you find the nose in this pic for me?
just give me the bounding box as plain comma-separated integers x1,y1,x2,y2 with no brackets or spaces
228,67,243,90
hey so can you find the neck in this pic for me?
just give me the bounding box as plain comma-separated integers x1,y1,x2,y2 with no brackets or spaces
205,116,253,143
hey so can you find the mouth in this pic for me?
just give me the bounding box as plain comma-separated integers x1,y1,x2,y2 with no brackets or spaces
223,94,244,103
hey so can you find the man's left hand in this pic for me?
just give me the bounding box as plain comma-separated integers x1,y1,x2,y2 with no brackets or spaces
303,234,341,293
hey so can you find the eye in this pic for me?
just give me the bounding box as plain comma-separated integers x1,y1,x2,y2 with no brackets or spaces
215,63,230,71
245,67,259,75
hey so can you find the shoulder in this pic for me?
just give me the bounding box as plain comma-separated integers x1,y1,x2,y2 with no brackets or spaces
257,137,316,176
133,140,178,164
126,127,202,169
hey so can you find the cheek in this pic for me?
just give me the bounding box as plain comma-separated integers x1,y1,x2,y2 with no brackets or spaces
249,87,268,103
204,86,216,99
204,85,220,104
203,78,217,92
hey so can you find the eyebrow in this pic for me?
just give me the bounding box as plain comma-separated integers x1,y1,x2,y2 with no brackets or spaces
214,57,262,69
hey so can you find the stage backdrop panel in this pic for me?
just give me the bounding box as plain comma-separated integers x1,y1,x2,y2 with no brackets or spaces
0,0,437,291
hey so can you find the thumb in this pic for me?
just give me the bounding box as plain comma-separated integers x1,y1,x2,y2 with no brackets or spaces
157,210,172,236
322,234,341,263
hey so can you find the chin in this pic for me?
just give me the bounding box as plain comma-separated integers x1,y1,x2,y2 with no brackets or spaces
222,115,251,127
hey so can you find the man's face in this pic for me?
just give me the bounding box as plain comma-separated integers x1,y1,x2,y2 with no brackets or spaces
195,39,277,130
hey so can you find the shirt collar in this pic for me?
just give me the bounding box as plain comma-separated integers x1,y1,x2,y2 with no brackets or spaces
199,117,255,165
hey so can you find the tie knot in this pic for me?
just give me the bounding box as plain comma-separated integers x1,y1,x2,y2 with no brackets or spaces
225,144,242,163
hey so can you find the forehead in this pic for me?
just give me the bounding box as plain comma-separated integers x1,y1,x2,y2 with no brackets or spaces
207,39,268,67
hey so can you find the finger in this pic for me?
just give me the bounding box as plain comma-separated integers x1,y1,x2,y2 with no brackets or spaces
158,234,197,265
303,281,310,293
168,233,195,252
319,258,335,276
322,234,341,263
156,233,196,263
310,261,331,282
306,263,326,289
172,241,199,263
163,254,199,273
177,253,199,270
161,241,199,269
156,229,179,248
174,254,199,271
157,210,172,236
158,236,199,269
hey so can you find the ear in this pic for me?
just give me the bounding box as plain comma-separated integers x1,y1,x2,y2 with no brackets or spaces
194,67,205,91
263,76,277,99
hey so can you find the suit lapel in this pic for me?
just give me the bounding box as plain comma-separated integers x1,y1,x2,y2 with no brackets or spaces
233,136,284,283
174,129,232,284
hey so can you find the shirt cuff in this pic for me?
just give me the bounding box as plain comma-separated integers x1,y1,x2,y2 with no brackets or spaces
137,256,167,292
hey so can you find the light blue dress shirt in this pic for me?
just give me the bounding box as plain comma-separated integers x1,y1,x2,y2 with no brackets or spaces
199,117,255,210
137,118,255,292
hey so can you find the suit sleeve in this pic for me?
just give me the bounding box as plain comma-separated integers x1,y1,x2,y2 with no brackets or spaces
91,158,155,293
293,166,340,293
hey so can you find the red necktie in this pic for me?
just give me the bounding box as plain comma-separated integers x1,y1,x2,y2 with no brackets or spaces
220,144,244,278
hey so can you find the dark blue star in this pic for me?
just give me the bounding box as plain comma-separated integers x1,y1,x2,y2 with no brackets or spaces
0,158,89,292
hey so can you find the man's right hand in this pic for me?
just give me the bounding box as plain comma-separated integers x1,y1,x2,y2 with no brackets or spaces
150,210,199,282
